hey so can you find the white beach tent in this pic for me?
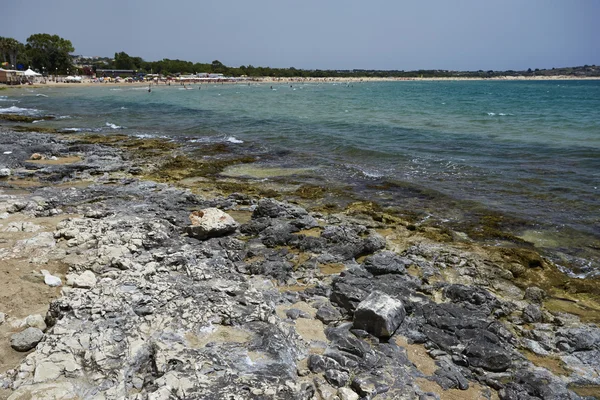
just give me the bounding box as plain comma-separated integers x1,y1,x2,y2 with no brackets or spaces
24,68,42,77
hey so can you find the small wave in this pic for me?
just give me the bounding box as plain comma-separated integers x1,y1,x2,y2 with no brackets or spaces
105,122,125,130
487,112,513,117
110,88,123,91
55,115,71,119
35,94,49,97
120,107,127,110
3,151,12,155
226,136,243,144
134,133,169,139
0,106,40,115
32,120,43,124
60,127,103,133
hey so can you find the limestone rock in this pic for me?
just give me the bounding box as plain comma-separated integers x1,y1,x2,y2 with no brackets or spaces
185,208,239,240
11,327,44,352
41,270,62,287
66,270,97,288
338,387,359,400
25,314,47,331
353,291,405,338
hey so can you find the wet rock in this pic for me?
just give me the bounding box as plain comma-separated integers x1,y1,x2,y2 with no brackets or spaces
353,291,405,338
185,208,239,240
11,327,44,352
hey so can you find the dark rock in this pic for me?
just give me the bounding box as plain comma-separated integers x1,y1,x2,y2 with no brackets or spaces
522,304,542,323
353,291,406,338
330,281,368,314
464,342,512,372
10,327,44,352
316,304,342,324
363,251,409,275
307,354,342,373
286,309,310,320
325,369,349,387
524,286,546,304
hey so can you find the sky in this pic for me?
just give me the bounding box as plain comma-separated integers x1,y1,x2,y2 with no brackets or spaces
2,0,599,71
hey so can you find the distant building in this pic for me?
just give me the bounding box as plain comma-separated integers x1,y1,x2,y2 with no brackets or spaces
96,69,135,77
0,68,21,84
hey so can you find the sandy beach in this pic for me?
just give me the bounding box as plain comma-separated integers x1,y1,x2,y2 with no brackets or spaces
4,74,598,90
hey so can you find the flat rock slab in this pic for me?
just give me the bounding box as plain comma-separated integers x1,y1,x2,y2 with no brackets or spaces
185,208,239,240
353,291,405,338
11,327,44,352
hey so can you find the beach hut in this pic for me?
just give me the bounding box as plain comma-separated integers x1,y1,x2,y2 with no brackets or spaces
0,68,19,84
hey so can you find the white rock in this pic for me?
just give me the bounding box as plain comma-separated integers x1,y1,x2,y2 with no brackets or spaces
353,291,406,338
34,361,62,383
7,382,79,400
66,270,97,288
185,208,239,240
25,314,47,331
0,168,10,177
41,269,62,287
338,387,360,400
0,311,5,324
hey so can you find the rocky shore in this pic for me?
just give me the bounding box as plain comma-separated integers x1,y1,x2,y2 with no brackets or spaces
1,127,600,400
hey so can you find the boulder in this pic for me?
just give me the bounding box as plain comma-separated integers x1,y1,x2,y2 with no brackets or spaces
30,153,43,160
11,327,44,352
524,286,546,304
185,208,239,240
464,342,512,372
353,291,405,338
363,251,408,275
66,270,97,288
0,167,10,177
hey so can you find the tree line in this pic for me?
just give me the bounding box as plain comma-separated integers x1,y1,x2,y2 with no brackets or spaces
0,34,74,74
2,33,599,78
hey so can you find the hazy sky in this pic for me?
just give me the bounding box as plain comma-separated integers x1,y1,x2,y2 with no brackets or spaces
3,0,599,70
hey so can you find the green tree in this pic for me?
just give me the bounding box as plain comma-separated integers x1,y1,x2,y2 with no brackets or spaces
0,37,22,68
114,51,135,70
25,33,75,74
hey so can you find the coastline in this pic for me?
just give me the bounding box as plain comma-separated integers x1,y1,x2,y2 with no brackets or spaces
1,127,600,399
4,74,600,90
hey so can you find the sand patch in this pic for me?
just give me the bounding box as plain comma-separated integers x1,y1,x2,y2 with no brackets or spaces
416,377,499,400
26,156,82,165
395,336,437,376
186,325,251,348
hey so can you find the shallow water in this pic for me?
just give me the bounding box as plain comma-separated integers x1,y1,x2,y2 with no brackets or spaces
2,80,599,274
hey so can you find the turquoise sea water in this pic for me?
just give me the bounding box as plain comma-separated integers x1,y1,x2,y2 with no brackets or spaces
1,80,599,274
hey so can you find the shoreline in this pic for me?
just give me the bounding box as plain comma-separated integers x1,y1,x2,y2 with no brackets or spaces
3,74,600,89
1,127,600,398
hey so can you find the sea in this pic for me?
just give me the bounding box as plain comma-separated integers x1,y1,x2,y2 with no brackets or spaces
1,80,599,276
